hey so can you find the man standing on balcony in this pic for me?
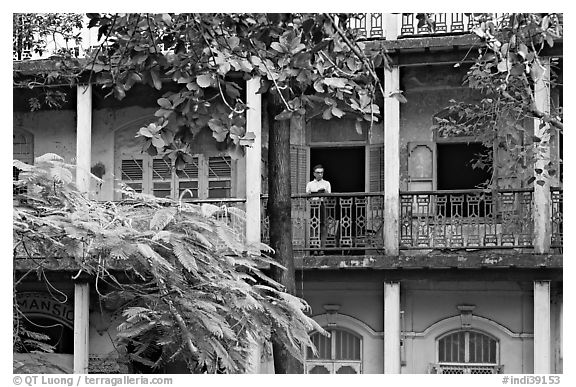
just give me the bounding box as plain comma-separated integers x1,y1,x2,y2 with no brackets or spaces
306,164,331,195
307,165,332,254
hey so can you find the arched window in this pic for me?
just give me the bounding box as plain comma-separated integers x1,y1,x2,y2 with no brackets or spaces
13,129,34,195
306,328,362,374
13,129,34,164
433,330,501,374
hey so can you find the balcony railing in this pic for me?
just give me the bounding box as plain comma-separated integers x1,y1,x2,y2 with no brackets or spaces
400,189,534,249
347,13,563,39
551,187,563,247
261,193,385,254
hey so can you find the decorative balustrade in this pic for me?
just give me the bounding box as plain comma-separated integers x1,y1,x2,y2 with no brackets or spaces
261,193,385,254
400,189,534,249
551,187,563,247
347,13,502,39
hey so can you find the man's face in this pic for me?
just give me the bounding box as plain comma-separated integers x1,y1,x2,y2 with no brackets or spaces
313,169,324,181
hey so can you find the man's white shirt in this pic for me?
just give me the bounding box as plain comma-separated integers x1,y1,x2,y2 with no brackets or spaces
306,179,331,194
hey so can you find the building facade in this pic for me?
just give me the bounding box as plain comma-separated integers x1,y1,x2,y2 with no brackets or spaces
13,13,563,374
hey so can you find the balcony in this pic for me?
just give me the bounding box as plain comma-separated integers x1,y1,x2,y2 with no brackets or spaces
16,14,562,61
348,13,505,39
400,189,534,249
259,188,562,254
261,193,384,255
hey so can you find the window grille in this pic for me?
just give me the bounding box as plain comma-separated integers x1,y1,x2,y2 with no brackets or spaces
306,328,362,374
432,330,501,374
430,363,503,374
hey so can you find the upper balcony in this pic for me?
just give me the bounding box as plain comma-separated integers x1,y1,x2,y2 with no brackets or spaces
258,188,562,256
14,13,563,61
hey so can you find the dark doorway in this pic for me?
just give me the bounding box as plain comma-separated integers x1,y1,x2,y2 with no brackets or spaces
437,142,492,217
310,147,365,193
437,142,491,190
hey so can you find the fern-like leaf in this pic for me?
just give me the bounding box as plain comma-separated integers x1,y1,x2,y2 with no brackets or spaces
150,207,177,231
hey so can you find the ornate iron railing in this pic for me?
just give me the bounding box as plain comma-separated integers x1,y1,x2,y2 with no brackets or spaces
551,187,563,247
347,13,562,39
399,13,495,36
261,193,385,254
400,189,534,249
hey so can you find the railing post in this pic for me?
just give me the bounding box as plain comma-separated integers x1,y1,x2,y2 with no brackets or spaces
533,58,552,253
245,77,262,252
384,66,401,255
74,84,92,374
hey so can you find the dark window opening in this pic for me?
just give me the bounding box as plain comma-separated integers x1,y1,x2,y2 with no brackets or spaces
310,147,365,193
437,142,491,217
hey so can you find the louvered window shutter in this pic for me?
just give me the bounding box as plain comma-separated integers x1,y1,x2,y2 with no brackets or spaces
290,145,308,194
369,144,385,192
407,142,436,191
207,156,233,198
120,159,144,193
176,156,200,201
151,158,173,198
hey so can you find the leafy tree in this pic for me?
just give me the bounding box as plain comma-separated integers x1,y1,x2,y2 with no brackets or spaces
430,13,563,187
13,154,324,373
77,13,386,372
14,12,389,372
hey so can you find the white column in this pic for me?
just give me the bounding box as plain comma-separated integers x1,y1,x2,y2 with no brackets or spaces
76,84,93,193
384,67,400,255
533,59,551,253
74,282,90,373
384,282,401,373
534,281,551,374
245,77,262,252
74,84,92,374
384,13,400,40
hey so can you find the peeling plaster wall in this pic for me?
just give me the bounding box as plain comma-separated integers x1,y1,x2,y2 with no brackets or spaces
297,280,383,374
399,65,479,190
14,104,247,202
14,110,77,162
299,278,542,374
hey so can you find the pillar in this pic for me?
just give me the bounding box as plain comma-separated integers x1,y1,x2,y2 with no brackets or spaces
533,58,551,253
76,84,92,193
534,281,551,373
74,84,92,373
245,77,262,252
383,66,401,255
384,281,401,373
74,282,90,373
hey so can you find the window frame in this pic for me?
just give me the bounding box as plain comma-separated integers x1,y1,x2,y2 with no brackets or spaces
118,153,235,201
435,329,500,370
305,327,363,374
